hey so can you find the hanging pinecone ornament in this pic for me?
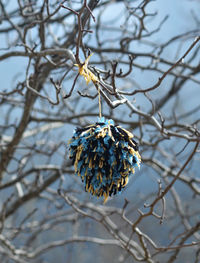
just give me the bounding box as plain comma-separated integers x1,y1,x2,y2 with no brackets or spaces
68,117,141,203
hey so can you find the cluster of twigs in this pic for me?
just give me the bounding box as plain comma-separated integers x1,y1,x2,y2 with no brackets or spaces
0,0,200,262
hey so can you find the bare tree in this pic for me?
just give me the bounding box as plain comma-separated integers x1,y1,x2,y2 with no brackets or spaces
0,0,200,262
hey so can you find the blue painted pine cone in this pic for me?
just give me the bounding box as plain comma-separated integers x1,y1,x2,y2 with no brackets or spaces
68,118,141,202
